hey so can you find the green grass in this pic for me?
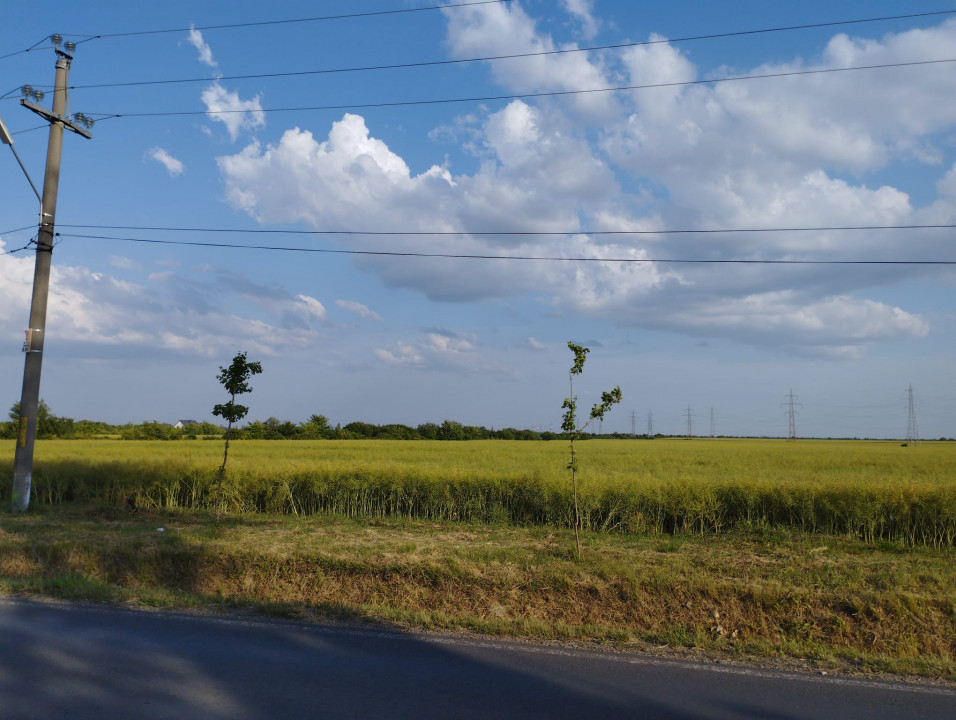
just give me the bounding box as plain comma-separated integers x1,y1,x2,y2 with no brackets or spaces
1,504,953,680
2,438,955,545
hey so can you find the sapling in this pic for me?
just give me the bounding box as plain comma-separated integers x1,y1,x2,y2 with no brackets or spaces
212,351,262,521
562,342,622,558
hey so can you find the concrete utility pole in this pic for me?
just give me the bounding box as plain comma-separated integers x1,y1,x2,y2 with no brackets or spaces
11,38,91,513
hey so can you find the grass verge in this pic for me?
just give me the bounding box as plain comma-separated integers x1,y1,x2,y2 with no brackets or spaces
1,504,953,681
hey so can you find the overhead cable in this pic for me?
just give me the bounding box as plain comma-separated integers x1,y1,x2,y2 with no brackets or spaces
70,0,513,40
57,222,956,236
86,57,956,120
58,232,956,265
8,7,954,68
0,224,39,236
63,9,956,92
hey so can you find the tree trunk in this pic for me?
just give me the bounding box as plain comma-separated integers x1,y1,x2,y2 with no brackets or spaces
215,418,232,522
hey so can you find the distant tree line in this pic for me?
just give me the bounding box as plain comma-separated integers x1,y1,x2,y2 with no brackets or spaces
0,402,656,442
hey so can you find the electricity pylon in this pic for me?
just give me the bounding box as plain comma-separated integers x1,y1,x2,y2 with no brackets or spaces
684,405,695,438
783,389,801,441
905,384,919,444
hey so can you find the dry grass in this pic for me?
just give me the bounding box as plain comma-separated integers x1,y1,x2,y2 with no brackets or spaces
1,505,953,680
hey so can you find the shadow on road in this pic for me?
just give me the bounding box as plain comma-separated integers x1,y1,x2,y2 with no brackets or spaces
3,595,947,720
0,595,858,720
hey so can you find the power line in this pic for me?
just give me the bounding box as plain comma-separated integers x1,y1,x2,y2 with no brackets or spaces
54,231,956,265
68,0,513,40
0,224,39,236
85,57,956,121
59,9,956,93
10,8,954,75
0,33,63,62
0,1,515,61
0,238,36,256
55,222,956,236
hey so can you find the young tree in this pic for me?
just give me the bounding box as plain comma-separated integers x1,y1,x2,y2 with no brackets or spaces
212,351,262,520
562,342,622,558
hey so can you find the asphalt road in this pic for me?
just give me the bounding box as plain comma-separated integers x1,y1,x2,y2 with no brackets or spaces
0,598,952,719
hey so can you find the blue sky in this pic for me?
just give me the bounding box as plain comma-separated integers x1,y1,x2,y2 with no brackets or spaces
1,0,955,438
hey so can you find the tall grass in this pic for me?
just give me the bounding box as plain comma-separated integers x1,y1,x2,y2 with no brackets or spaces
2,439,955,546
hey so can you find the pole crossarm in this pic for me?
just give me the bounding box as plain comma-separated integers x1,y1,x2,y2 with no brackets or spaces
20,99,92,139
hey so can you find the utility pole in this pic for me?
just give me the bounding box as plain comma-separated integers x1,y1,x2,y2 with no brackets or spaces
11,36,92,513
905,384,919,444
783,389,801,442
683,405,694,438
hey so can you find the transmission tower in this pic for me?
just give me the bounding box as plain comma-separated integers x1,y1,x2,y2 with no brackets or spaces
647,411,653,437
783,389,801,441
906,384,919,444
631,410,636,437
710,407,716,439
684,405,695,438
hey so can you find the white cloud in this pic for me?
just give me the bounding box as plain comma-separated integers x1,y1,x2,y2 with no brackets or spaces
212,12,956,358
525,337,547,351
373,329,510,374
0,253,337,361
201,82,265,141
638,292,928,358
443,1,616,119
295,294,327,322
147,147,185,177
187,26,217,67
374,342,423,367
562,0,599,40
336,299,382,321
108,256,143,271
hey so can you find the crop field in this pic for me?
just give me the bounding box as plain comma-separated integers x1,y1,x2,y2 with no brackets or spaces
2,438,955,546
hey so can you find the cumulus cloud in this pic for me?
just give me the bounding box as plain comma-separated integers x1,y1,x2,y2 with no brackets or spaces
0,249,335,361
562,0,599,40
295,295,327,323
336,300,382,321
442,1,616,119
147,147,185,177
374,329,509,373
212,9,956,357
187,26,217,67
201,82,265,141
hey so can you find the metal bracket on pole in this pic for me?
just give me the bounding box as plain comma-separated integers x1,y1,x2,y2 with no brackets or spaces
20,99,92,139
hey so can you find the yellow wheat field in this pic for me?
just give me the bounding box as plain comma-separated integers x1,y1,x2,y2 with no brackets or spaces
3,438,955,545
